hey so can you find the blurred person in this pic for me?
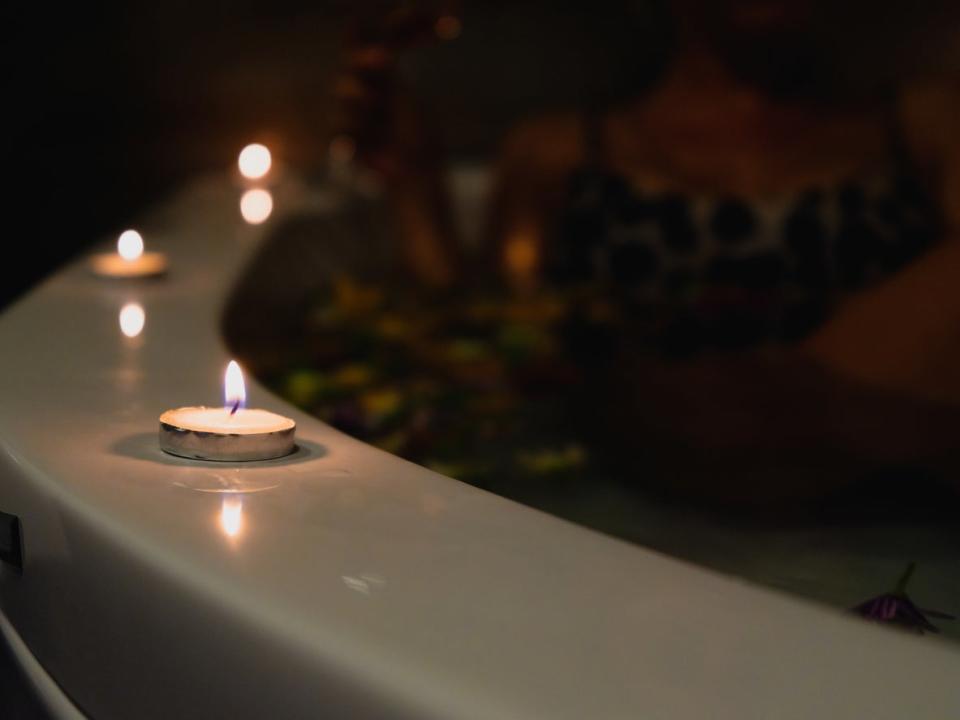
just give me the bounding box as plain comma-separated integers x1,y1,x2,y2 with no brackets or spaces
332,0,960,505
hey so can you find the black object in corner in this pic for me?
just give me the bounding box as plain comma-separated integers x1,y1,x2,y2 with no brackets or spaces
0,512,23,572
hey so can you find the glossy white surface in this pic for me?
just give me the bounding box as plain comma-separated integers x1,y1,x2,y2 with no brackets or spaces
0,612,85,720
1,174,959,719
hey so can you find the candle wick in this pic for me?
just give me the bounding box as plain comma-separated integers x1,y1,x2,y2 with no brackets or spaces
230,399,240,416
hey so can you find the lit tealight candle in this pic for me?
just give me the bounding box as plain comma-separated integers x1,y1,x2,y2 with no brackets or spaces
159,360,296,461
90,229,168,279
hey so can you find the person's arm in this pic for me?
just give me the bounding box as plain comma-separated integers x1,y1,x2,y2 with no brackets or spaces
332,16,461,288
603,345,960,505
801,83,960,403
801,237,960,404
483,115,584,289
381,130,461,288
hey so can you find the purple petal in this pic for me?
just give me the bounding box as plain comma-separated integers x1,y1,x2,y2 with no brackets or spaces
882,597,898,621
895,599,939,633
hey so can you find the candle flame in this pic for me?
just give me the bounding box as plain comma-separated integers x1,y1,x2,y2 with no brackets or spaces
117,230,144,261
224,360,246,413
238,143,272,180
118,303,146,338
220,495,243,539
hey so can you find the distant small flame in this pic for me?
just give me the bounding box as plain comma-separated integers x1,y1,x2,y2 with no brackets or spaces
118,303,145,338
238,143,272,180
220,495,243,539
435,15,462,41
224,360,246,414
504,232,538,276
117,230,144,261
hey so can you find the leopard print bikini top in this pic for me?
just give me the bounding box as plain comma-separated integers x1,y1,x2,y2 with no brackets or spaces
548,115,942,354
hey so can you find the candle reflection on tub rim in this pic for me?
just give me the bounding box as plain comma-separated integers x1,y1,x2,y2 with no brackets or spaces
219,494,244,541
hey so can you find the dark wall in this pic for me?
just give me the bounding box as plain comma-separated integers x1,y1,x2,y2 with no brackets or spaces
4,5,142,308
1,2,342,310
7,1,955,309
1,1,674,310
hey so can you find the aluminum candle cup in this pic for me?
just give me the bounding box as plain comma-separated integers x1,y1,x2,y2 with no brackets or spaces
159,407,296,462
90,229,168,279
159,360,296,461
91,253,167,278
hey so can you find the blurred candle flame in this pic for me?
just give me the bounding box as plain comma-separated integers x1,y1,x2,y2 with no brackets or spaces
504,231,539,284
117,230,144,261
328,134,356,167
118,303,146,338
434,15,462,40
220,495,243,539
238,143,272,180
224,360,246,412
240,189,273,224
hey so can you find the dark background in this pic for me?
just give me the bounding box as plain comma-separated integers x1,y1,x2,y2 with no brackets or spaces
2,2,340,309
0,1,669,310
3,1,958,310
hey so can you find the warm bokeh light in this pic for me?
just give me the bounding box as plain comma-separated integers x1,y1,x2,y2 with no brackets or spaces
220,495,243,539
328,134,356,167
117,230,144,261
238,143,272,180
118,303,146,338
224,359,246,411
504,233,539,277
240,189,273,224
435,15,462,41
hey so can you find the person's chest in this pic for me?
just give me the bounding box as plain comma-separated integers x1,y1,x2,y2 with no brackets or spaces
605,102,891,200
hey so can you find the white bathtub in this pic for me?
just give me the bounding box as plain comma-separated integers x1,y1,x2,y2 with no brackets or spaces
0,172,958,719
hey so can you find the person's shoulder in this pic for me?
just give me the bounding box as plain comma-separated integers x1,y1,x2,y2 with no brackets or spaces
900,80,960,119
898,80,960,166
497,112,586,179
898,80,960,227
